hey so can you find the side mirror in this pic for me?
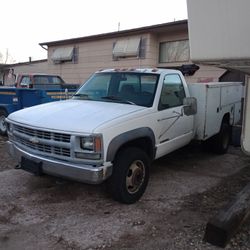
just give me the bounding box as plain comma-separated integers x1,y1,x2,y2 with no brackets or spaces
183,97,197,116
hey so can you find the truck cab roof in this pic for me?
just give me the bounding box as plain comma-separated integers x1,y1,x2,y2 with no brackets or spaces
96,68,181,75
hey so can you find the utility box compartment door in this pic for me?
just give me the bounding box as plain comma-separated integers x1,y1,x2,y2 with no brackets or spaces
188,82,243,140
221,84,242,106
205,86,221,139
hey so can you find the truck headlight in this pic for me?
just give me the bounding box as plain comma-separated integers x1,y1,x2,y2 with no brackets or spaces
76,135,103,160
80,136,102,152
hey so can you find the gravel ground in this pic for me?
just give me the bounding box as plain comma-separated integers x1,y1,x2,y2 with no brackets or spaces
0,135,250,250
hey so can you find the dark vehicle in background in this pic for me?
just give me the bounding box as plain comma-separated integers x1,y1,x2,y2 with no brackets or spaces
15,73,78,91
0,73,79,135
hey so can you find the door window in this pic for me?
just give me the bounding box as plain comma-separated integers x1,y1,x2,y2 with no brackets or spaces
158,74,186,110
20,76,32,87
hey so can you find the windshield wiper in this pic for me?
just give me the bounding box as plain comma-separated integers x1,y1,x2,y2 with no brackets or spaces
73,93,89,97
73,93,91,99
101,96,136,105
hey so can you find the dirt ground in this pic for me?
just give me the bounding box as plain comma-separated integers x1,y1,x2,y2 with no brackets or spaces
0,135,250,250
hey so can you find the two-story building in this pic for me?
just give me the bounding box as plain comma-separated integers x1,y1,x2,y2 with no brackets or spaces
39,20,232,84
2,20,245,85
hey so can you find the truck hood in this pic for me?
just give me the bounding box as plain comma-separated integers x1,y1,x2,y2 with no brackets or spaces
8,100,146,133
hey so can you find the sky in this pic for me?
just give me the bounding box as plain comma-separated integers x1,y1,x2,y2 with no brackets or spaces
0,0,187,63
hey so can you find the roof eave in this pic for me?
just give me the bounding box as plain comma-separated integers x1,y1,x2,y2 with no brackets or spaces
39,19,187,47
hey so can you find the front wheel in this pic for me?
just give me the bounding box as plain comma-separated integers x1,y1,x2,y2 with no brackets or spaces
106,147,150,204
0,109,8,136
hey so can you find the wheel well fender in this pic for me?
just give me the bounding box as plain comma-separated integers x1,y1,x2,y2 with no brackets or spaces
106,127,156,162
0,104,15,116
0,107,8,116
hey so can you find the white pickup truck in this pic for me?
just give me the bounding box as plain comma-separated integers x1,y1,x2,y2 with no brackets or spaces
6,68,243,204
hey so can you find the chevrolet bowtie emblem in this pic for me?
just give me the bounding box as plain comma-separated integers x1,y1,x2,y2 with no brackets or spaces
29,137,40,144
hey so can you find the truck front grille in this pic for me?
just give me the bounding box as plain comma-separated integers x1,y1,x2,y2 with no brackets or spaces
12,124,71,159
14,125,71,142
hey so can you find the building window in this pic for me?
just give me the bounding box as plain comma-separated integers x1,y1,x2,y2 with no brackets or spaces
113,37,146,60
51,47,78,64
159,40,190,63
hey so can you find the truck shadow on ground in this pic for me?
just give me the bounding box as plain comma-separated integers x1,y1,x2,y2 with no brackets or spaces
152,142,223,172
24,174,108,204
21,143,247,206
23,143,209,199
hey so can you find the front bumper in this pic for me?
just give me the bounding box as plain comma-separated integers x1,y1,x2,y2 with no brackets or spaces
6,141,112,184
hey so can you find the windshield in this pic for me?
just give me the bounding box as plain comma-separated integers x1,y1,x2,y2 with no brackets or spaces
73,72,159,107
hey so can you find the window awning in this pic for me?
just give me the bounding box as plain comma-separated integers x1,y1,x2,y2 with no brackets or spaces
51,47,74,61
113,38,141,57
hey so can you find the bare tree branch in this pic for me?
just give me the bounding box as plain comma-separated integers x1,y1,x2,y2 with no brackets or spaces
0,49,15,64
4,49,9,64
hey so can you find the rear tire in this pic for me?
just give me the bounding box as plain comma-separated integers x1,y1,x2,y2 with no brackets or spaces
212,122,231,154
106,147,150,204
0,109,8,136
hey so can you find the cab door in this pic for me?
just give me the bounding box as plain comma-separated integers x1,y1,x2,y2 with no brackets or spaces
155,73,194,158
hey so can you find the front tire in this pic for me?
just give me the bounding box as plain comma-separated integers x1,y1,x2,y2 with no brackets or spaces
107,147,150,204
0,109,8,136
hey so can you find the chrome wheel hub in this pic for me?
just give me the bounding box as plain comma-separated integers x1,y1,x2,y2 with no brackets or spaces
126,160,145,194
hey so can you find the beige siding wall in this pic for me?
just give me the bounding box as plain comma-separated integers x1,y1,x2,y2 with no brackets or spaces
8,27,225,85
47,33,160,84
46,30,193,84
11,61,48,75
146,34,159,67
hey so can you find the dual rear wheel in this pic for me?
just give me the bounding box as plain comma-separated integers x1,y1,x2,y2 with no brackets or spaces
204,122,231,154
